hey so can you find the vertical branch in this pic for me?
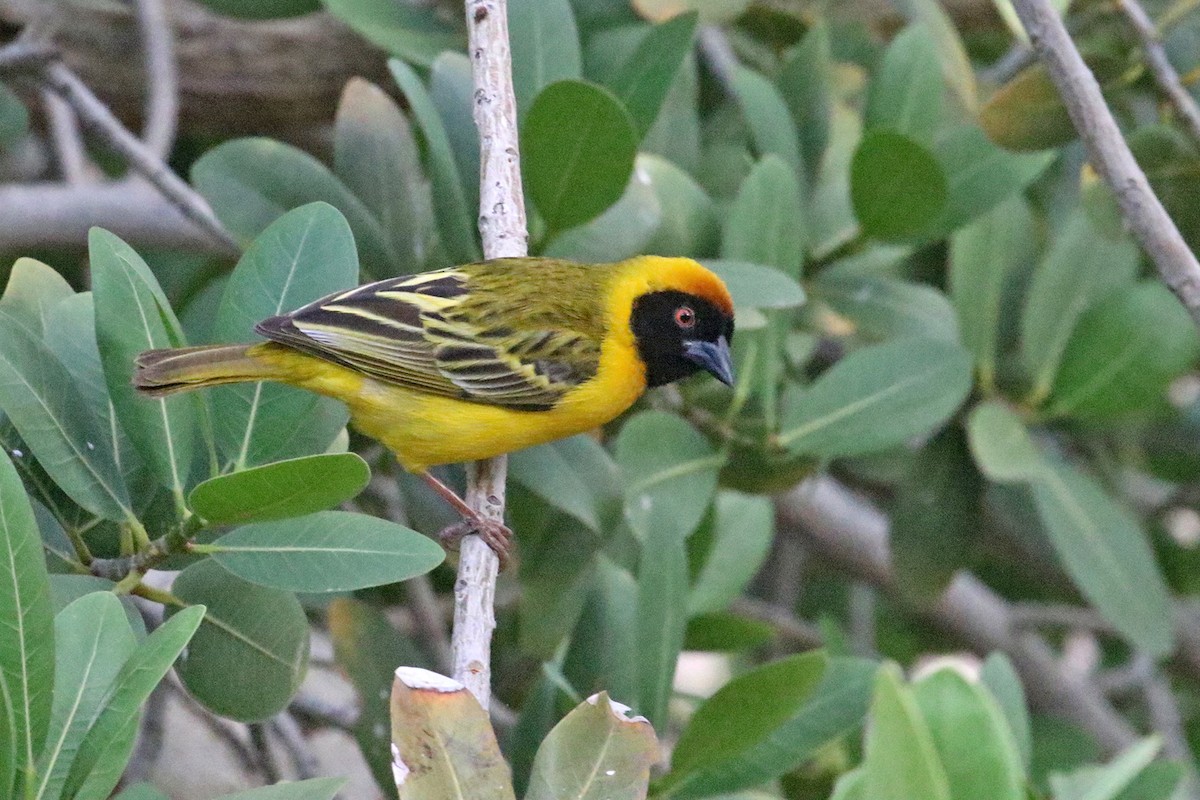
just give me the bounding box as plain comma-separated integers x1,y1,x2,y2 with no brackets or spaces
453,0,529,710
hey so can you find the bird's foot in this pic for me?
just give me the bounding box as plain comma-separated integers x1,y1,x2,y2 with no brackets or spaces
437,515,514,569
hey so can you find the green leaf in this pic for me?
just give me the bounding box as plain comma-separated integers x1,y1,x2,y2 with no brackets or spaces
721,155,805,275
543,157,662,261
192,0,318,19
391,667,516,800
1020,210,1141,400
949,196,1037,386
778,21,833,182
683,612,774,651
1046,283,1200,420
616,411,720,540
609,12,697,137
851,130,947,241
0,82,29,151
912,668,1023,800
63,605,205,800
667,656,875,798
189,453,370,525
388,59,481,264
430,53,480,232
47,575,145,637
671,653,828,779
113,783,171,800
0,258,74,337
192,137,396,276
730,65,803,178
169,560,309,721
0,314,132,521
866,25,943,144
779,337,972,458
896,0,977,114
216,778,346,800
334,78,436,272
980,62,1077,152
0,449,53,796
90,228,197,502
813,274,959,343
328,598,429,797
510,0,582,117
688,492,773,615
635,521,688,733
641,154,718,257
703,260,806,310
980,653,1031,768
1032,464,1173,657
209,510,444,593
524,692,658,800
966,401,1045,483
211,202,355,468
319,0,461,66
862,663,951,800
510,435,621,533
32,592,136,800
1048,737,1162,800
523,80,638,234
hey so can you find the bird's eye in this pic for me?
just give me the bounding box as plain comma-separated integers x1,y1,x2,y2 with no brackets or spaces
674,306,696,329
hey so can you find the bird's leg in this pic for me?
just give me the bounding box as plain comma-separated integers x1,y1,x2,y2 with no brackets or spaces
420,471,514,567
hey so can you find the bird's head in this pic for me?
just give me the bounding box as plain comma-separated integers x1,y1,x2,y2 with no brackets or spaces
628,259,735,389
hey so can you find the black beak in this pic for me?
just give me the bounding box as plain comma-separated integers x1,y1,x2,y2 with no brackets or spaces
683,336,734,387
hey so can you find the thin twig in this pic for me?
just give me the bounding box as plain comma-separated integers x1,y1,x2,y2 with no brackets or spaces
1010,0,1200,326
729,596,824,649
132,0,179,159
41,89,89,184
1010,603,1120,634
1118,0,1200,144
451,0,528,711
270,713,319,780
248,723,280,783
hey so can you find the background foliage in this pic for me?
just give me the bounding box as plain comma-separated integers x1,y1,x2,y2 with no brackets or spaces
5,0,1200,798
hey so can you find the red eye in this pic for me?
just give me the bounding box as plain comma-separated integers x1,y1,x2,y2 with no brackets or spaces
674,306,696,329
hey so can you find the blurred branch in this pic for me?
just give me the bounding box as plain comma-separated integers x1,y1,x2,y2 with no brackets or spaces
41,89,89,184
778,475,1139,755
451,0,528,710
132,0,178,159
1117,0,1200,145
1010,0,1200,327
1011,602,1120,634
730,596,824,649
270,712,319,781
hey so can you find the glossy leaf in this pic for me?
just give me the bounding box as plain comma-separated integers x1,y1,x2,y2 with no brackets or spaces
191,137,396,276
544,158,662,261
634,520,688,733
949,196,1036,386
813,274,958,343
862,663,951,800
0,314,132,521
0,449,53,795
90,228,196,501
851,130,946,241
430,52,480,227
641,154,717,256
704,260,806,310
188,453,370,525
609,12,697,137
1048,737,1161,800
209,510,444,592
510,435,621,533
966,401,1045,483
388,59,481,264
390,667,515,799
32,592,136,800
64,605,204,800
912,668,1023,800
1020,210,1140,400
866,25,943,144
980,62,1076,152
722,155,805,275
898,0,977,113
688,492,773,615
334,78,436,272
524,692,657,800
211,203,355,468
980,653,1031,768
47,575,145,638
778,21,832,181
731,65,802,177
779,337,972,457
0,258,74,336
510,0,582,116
1032,463,1173,657
170,560,309,721
524,80,638,234
1046,283,1200,420
319,0,461,66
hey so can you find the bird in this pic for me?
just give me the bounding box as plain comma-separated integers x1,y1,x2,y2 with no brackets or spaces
134,255,735,564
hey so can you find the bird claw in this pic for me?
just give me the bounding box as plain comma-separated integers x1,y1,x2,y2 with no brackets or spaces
438,516,514,569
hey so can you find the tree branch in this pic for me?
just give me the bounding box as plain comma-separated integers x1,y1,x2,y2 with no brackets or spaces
451,0,528,710
1117,0,1200,145
1010,0,1200,326
132,0,179,159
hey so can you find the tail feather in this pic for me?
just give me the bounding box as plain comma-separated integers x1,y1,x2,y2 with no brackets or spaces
133,344,276,397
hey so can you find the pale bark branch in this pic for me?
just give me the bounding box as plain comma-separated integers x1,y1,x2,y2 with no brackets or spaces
451,0,528,711
1117,0,1200,146
1010,0,1200,326
132,0,179,159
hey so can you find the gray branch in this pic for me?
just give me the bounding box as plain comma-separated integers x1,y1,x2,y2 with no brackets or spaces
1010,0,1200,326
1118,0,1200,145
132,0,179,159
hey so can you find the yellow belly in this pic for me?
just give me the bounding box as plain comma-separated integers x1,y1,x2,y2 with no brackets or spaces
254,340,646,472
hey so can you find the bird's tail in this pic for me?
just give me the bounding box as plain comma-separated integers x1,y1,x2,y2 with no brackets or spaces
133,344,279,397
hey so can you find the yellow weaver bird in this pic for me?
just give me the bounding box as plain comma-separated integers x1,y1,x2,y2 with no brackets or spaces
134,255,735,562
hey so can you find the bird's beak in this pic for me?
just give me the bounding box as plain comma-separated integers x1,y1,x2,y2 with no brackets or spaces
684,336,735,387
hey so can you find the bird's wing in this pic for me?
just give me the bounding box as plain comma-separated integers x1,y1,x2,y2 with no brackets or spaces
255,268,601,410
